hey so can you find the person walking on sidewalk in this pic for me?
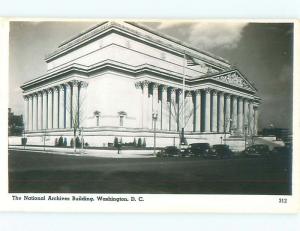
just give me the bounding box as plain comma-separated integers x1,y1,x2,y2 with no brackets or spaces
117,142,122,154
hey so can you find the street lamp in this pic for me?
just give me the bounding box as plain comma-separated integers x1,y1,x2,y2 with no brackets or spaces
152,112,158,155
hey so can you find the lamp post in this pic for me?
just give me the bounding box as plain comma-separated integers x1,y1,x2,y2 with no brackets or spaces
152,112,158,155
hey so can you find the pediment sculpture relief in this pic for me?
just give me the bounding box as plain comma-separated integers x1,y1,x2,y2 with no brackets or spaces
214,72,253,91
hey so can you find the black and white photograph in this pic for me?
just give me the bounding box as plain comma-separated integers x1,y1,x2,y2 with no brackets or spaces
4,19,297,212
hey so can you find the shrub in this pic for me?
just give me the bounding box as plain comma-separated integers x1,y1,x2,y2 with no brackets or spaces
21,137,27,146
63,138,67,147
58,136,64,147
114,137,118,147
137,138,142,147
143,138,146,147
85,142,89,147
70,138,74,148
75,136,81,148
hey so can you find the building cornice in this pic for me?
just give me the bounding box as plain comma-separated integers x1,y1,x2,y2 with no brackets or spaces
21,59,257,95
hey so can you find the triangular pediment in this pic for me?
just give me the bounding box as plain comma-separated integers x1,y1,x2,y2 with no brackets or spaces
210,69,256,92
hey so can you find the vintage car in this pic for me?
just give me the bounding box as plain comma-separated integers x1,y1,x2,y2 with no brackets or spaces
208,144,233,159
188,143,211,158
242,144,270,157
156,146,180,157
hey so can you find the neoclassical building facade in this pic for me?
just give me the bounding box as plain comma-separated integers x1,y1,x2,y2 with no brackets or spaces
21,21,261,148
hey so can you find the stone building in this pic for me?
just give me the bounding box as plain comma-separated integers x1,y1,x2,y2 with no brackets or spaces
21,21,261,147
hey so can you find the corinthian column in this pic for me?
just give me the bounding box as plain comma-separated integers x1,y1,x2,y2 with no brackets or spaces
243,99,249,133
42,90,47,129
59,85,65,128
32,94,38,130
218,92,225,133
28,95,33,131
53,87,59,129
224,94,231,132
37,92,43,130
65,83,71,128
161,85,168,130
79,81,88,127
231,95,238,132
249,101,254,135
23,96,29,131
185,91,193,132
204,88,211,132
176,89,182,131
135,81,143,129
194,90,201,132
47,89,53,129
170,88,176,131
152,83,159,129
71,80,80,128
254,106,258,135
211,90,218,132
238,97,244,134
143,81,149,129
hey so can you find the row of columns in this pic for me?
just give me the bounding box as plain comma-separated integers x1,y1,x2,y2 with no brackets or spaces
135,81,259,135
23,80,88,131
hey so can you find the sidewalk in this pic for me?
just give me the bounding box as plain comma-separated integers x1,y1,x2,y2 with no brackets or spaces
8,145,156,158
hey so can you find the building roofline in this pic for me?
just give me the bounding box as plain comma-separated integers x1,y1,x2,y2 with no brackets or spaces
45,21,230,66
125,21,230,64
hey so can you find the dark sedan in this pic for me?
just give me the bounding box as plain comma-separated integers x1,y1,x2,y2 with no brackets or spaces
188,143,211,158
156,146,180,157
208,144,233,159
242,144,270,158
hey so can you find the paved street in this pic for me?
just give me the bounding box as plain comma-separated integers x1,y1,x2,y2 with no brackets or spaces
9,149,292,194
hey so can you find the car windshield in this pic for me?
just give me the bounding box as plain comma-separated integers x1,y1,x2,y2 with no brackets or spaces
191,143,209,148
254,145,268,150
213,145,228,149
165,146,176,150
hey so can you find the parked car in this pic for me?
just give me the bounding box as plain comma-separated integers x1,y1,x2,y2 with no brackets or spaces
188,143,211,158
242,144,270,158
208,144,233,159
179,144,192,157
271,146,292,156
156,146,180,157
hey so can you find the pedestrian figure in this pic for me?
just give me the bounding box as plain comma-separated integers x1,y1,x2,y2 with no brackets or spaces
117,142,122,154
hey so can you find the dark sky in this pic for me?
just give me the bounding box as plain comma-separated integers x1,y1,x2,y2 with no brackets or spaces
9,21,293,130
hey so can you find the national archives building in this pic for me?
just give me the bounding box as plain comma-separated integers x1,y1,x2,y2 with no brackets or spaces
21,21,261,148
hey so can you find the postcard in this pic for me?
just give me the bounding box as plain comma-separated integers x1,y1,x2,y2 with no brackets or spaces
0,18,299,213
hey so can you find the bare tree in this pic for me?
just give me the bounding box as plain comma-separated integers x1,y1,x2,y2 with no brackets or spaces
66,81,88,153
167,94,194,144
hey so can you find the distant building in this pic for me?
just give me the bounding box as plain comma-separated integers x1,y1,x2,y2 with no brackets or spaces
8,108,24,136
20,21,261,147
260,128,292,143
